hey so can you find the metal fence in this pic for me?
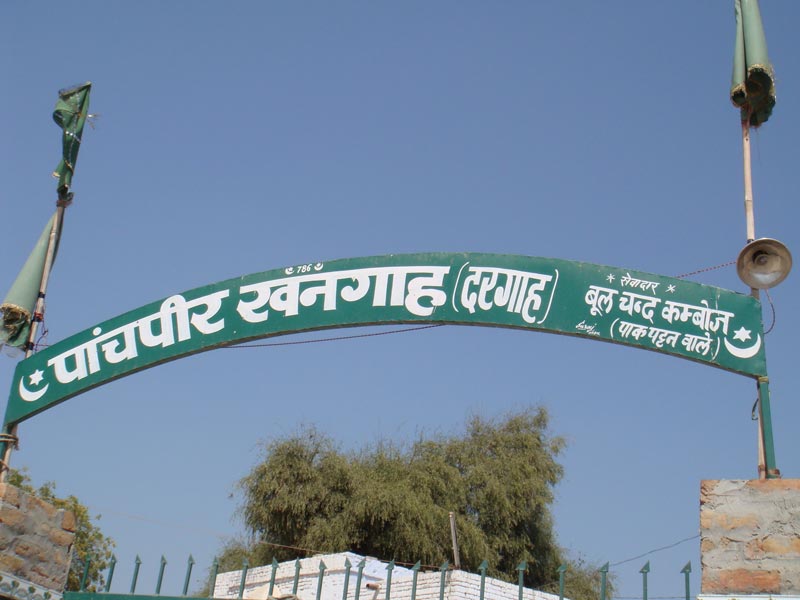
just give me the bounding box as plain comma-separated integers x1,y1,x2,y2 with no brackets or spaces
64,554,693,600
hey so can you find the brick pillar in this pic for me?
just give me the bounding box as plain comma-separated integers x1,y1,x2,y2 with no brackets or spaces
700,479,800,596
0,483,75,597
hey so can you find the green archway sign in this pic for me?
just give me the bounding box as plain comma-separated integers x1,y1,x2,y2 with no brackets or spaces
4,252,766,427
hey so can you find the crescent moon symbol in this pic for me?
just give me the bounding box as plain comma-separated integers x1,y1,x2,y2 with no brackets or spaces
723,334,762,359
18,378,49,402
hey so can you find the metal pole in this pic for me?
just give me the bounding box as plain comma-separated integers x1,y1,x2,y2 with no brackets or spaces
740,116,780,479
742,120,756,244
758,378,779,478
0,205,65,481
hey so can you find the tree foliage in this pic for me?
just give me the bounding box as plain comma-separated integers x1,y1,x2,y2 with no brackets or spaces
8,469,115,592
221,408,612,600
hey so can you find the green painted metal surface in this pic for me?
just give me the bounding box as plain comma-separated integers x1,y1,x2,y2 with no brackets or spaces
681,561,692,600
599,562,609,600
130,556,141,595
156,556,167,595
639,561,650,600
353,558,365,600
438,562,448,600
236,560,248,600
478,560,488,600
557,564,566,600
410,561,420,600
315,561,326,600
268,558,278,598
207,559,219,600
182,556,195,597
291,559,300,595
105,556,117,593
341,558,352,600
4,252,767,428
384,560,394,600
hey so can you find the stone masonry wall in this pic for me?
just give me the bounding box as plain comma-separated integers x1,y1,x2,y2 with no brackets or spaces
700,479,800,595
0,483,75,593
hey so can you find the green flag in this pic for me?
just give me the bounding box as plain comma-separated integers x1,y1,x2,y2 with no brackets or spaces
731,0,775,127
0,214,60,355
52,82,92,201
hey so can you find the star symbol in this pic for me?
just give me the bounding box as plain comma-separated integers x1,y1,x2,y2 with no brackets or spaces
733,327,752,342
29,369,45,386
666,284,676,293
606,274,615,283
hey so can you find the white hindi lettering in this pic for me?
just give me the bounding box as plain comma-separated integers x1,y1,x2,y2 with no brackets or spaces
458,266,554,324
236,266,450,323
620,273,660,294
616,320,649,341
584,285,618,317
46,291,230,384
681,332,714,356
646,327,681,349
616,320,711,355
618,291,661,323
661,300,734,335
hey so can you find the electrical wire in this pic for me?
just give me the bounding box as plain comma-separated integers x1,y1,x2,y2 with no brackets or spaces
763,289,776,334
222,324,445,349
610,534,699,567
674,261,735,280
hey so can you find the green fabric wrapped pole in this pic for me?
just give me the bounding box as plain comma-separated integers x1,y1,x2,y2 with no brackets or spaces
0,213,60,354
52,82,92,202
731,0,775,127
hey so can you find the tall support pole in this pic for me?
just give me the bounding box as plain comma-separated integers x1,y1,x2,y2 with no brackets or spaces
740,117,779,479
0,203,66,482
742,120,756,244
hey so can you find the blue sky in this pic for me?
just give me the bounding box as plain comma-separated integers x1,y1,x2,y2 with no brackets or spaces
2,2,800,598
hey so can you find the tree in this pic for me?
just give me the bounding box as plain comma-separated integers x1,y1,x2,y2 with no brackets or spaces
220,408,612,600
8,469,115,592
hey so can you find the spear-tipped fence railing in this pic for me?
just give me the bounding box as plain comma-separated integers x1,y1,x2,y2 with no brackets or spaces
64,554,693,600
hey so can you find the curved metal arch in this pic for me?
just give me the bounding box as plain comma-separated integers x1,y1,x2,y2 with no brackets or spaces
4,252,765,427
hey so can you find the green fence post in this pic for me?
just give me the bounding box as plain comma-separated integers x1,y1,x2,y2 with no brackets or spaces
385,560,395,600
354,558,366,600
439,561,449,600
410,561,421,600
599,563,609,600
238,559,249,600
516,561,527,600
758,378,779,478
130,556,142,594
342,557,352,600
209,558,219,599
639,561,650,600
104,555,117,592
79,553,92,592
478,560,488,600
156,556,168,595
269,558,279,598
681,562,692,600
183,555,196,596
292,559,301,595
316,560,327,600
557,564,567,600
